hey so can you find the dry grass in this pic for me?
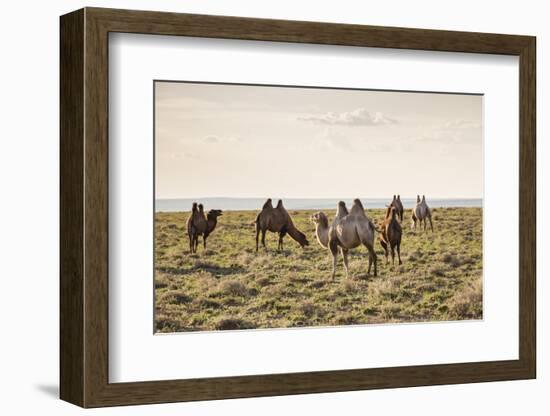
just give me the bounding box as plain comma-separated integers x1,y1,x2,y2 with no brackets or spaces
155,207,483,332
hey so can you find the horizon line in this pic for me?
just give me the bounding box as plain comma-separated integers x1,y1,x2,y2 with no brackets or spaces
156,196,483,200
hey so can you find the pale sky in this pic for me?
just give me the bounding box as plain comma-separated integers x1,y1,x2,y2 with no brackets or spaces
155,81,483,199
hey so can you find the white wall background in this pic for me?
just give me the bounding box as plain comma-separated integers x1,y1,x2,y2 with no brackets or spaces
0,0,545,414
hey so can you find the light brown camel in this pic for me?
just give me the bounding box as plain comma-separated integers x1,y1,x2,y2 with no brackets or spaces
378,206,402,265
411,195,433,232
312,199,377,279
186,203,222,253
389,194,404,222
255,199,309,251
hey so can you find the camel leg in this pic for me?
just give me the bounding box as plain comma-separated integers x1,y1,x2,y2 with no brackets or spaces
255,226,260,252
390,243,395,265
194,235,199,253
278,232,286,251
261,229,267,250
380,239,389,264
340,247,350,279
428,215,434,232
397,242,402,265
411,214,417,231
203,235,207,250
189,234,194,253
329,240,338,280
423,218,427,232
365,243,377,277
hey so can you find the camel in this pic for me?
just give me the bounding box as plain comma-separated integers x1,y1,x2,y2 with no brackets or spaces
389,194,404,222
186,203,222,253
411,195,433,232
255,199,309,251
311,199,377,279
202,209,223,250
378,206,402,265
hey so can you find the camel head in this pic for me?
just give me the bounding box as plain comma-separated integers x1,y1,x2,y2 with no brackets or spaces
294,229,309,248
207,209,223,220
310,211,328,228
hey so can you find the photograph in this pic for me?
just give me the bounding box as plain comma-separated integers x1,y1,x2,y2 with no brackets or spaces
154,81,483,333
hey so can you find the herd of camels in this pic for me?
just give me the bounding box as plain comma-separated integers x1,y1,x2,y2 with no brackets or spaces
186,195,433,279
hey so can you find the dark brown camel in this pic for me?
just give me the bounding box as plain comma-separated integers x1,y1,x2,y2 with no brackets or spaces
379,206,402,265
389,194,404,222
255,199,309,251
186,203,222,253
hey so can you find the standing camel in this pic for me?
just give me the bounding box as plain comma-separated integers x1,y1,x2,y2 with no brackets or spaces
389,194,404,222
379,206,402,265
202,209,223,250
186,203,206,253
255,199,309,251
186,203,222,253
311,199,377,279
411,195,433,232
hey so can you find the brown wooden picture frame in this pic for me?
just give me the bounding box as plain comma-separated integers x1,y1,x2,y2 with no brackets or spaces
60,7,536,408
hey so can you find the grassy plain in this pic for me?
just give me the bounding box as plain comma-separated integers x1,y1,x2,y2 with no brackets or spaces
155,207,482,332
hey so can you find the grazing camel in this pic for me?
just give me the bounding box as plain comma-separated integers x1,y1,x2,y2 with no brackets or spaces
411,195,433,232
312,199,377,279
255,199,309,251
186,203,222,253
389,194,404,222
379,206,402,265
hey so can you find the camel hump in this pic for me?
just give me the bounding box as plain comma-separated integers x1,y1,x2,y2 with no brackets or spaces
198,203,205,212
350,198,365,215
336,201,348,217
276,199,284,209
262,198,273,209
191,202,198,213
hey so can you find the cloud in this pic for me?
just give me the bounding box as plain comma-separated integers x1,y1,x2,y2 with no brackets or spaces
297,108,398,126
418,119,482,144
319,128,351,151
204,135,219,143
441,119,481,130
202,135,241,144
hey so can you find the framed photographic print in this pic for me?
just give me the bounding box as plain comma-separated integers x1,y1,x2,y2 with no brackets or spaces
60,7,536,408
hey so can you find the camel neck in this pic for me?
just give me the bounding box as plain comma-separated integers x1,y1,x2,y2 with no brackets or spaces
314,223,329,249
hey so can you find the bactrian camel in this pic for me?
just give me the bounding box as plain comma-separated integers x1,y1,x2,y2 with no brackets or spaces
411,194,433,232
379,206,402,265
255,199,309,251
186,203,223,253
311,199,377,279
389,194,404,222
